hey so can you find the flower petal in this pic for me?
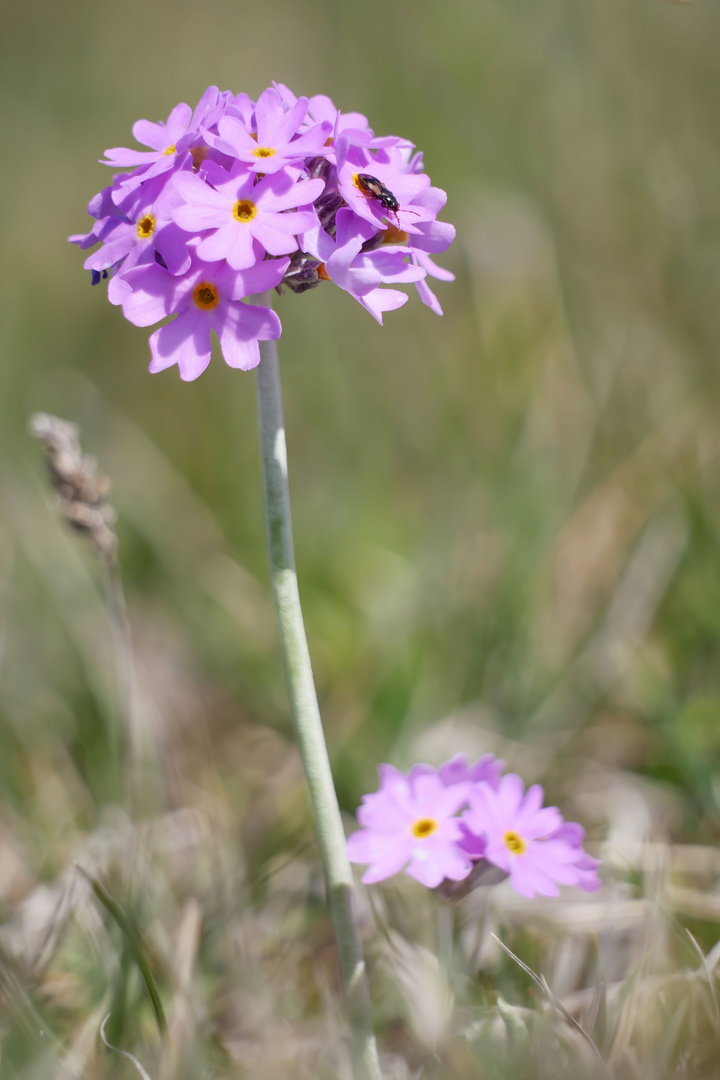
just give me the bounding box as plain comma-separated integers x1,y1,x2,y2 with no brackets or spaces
149,310,210,381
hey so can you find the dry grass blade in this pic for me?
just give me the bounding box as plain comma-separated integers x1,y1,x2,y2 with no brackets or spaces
158,900,202,1080
706,937,720,975
99,1013,153,1080
53,998,110,1080
685,929,720,1027
382,930,454,1051
491,933,614,1078
0,941,55,1045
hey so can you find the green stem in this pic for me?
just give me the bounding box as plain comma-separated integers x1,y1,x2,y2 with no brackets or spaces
256,334,381,1080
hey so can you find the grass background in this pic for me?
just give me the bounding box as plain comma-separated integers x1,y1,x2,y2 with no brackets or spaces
2,0,720,1076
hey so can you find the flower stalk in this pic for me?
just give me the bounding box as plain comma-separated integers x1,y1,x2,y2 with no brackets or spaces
255,331,381,1080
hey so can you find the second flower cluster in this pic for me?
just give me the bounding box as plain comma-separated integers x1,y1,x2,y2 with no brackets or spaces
347,754,601,899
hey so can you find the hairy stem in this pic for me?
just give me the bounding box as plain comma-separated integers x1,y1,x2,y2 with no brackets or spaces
256,335,381,1080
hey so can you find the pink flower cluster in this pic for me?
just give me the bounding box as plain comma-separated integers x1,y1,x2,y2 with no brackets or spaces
70,85,455,381
347,754,601,898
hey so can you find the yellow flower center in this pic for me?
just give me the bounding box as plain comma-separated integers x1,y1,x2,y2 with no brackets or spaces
163,143,176,156
136,214,155,239
503,831,526,855
382,224,408,245
252,146,276,159
411,818,438,839
193,282,220,310
352,172,364,191
233,199,258,223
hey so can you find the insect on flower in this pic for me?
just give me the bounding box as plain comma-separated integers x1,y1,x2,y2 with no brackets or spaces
355,173,423,231
355,173,400,213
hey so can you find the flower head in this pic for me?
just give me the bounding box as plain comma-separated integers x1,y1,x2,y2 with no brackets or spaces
347,764,473,888
71,83,456,378
347,755,600,900
460,774,601,898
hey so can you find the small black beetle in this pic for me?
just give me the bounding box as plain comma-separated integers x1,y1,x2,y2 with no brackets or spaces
356,173,400,213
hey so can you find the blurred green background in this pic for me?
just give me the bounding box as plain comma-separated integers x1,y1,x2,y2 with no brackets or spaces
3,0,720,1076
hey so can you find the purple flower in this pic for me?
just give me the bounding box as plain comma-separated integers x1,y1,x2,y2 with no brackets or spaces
403,753,504,865
303,208,424,323
425,752,505,790
68,180,132,251
379,186,456,315
307,94,369,138
102,103,195,178
101,86,226,200
274,84,370,139
172,160,324,270
120,254,289,381
72,83,458,371
335,142,433,234
225,92,255,129
83,170,192,287
547,822,602,893
411,252,456,316
347,764,473,887
215,87,329,175
461,774,600,899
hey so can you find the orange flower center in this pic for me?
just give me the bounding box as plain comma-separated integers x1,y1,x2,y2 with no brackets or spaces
382,224,408,245
193,282,220,310
411,818,438,839
317,262,331,281
136,214,155,239
233,199,257,223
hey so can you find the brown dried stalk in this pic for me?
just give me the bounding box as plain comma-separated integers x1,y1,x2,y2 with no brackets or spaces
28,413,118,557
